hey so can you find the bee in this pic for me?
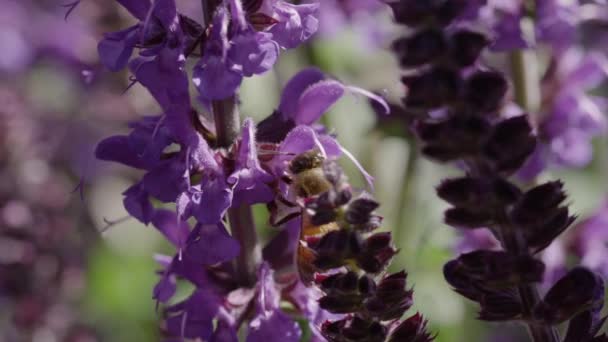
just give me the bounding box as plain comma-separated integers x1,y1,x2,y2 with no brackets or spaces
286,150,333,198
282,150,341,285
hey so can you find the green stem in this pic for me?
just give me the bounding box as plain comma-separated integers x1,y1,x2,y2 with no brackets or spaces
393,141,419,253
509,49,541,117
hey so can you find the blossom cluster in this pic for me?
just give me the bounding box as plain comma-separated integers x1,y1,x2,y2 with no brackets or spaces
387,0,607,341
94,0,432,341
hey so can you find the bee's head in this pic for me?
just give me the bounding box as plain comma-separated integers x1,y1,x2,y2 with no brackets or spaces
289,150,325,174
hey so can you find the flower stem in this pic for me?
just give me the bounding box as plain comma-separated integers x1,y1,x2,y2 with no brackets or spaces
393,140,418,253
507,46,558,342
499,224,559,342
509,49,541,118
203,0,260,287
213,95,261,287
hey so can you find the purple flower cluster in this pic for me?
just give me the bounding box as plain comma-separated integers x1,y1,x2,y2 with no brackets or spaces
387,1,607,341
94,1,432,341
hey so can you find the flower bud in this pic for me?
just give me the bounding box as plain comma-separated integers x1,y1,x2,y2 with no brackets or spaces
449,30,490,67
464,71,508,113
403,68,462,109
392,29,446,67
388,313,434,342
535,267,604,325
483,115,536,174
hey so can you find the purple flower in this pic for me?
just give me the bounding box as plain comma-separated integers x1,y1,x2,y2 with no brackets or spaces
247,263,301,342
193,0,318,102
261,0,320,49
518,49,608,179
570,198,608,278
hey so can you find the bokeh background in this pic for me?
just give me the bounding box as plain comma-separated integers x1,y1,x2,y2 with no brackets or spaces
1,1,607,341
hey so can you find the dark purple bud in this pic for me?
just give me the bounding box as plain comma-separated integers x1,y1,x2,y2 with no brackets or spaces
387,1,438,27
511,181,567,225
457,250,545,287
358,275,377,296
365,271,414,320
343,317,387,342
322,317,388,342
449,30,490,67
563,310,607,342
392,29,446,67
444,207,493,228
436,0,467,25
444,258,526,321
321,320,346,341
527,208,576,253
314,230,354,270
356,233,398,273
510,181,575,252
318,294,363,314
403,68,462,109
418,115,491,162
483,115,536,174
444,259,479,300
535,267,604,324
437,177,521,209
464,71,508,113
388,313,434,342
478,291,523,321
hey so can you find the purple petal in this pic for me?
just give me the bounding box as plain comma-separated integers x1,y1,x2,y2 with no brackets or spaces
152,0,178,29
279,67,326,118
98,26,139,72
123,182,155,225
165,289,220,340
116,0,151,21
154,271,177,303
516,144,548,181
229,31,279,77
268,3,320,49
142,159,188,202
179,175,234,225
129,54,189,112
95,135,146,169
230,119,275,205
193,55,243,101
184,223,240,265
211,321,238,342
151,209,190,248
549,130,594,168
247,263,301,342
247,309,302,342
490,11,529,51
294,80,345,125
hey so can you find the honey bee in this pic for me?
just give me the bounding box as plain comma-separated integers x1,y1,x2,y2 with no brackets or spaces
286,150,333,198
283,150,341,285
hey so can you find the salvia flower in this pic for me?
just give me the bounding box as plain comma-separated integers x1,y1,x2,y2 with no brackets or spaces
519,49,608,179
386,0,607,340
95,1,432,333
